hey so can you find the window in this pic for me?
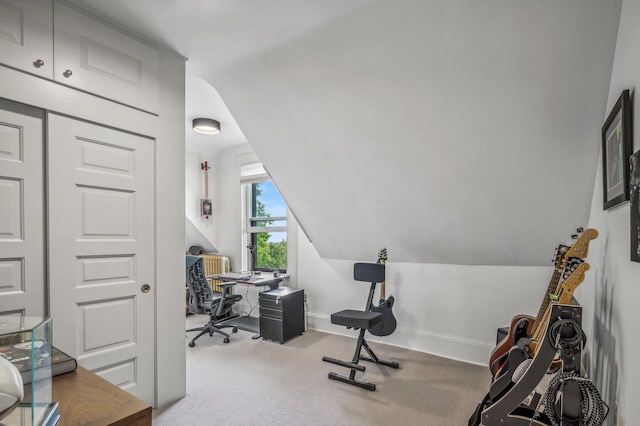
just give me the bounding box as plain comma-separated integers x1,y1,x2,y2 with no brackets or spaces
241,163,287,272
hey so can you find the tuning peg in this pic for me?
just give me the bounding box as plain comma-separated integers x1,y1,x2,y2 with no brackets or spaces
576,227,584,233
571,234,578,239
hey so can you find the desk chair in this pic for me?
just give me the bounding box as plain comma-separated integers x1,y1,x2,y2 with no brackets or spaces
322,262,399,391
185,255,242,345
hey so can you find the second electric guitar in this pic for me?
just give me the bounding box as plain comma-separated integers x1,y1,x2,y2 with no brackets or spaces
368,247,397,337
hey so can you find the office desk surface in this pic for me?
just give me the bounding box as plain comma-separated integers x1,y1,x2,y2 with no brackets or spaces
52,366,151,426
209,272,287,288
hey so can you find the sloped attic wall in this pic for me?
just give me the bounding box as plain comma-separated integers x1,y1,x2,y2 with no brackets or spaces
212,0,621,266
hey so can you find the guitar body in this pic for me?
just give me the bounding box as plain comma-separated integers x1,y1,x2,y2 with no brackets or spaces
368,296,397,337
488,314,535,375
489,339,531,400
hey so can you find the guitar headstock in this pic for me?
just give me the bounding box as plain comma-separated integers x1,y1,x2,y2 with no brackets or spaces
561,256,584,280
558,262,590,304
553,245,570,268
564,228,598,260
377,247,388,264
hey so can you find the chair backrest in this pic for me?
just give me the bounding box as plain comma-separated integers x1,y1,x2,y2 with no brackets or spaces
186,255,213,314
354,262,385,283
353,262,386,312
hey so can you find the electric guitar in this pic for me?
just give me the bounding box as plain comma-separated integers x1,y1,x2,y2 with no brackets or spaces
368,248,397,337
488,228,598,375
488,261,590,399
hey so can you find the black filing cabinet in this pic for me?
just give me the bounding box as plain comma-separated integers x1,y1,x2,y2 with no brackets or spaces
259,287,304,343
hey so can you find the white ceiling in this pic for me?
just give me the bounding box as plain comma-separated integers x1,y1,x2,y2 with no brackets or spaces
65,0,623,266
64,0,373,155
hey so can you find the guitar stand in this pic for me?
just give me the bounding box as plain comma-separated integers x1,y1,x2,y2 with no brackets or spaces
478,303,584,426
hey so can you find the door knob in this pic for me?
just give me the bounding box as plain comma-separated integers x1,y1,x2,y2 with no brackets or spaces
141,284,151,293
63,70,73,78
33,59,45,68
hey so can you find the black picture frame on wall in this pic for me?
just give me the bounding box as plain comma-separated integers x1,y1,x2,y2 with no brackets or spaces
630,150,640,262
602,89,632,210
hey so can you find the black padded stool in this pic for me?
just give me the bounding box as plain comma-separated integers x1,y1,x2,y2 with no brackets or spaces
322,262,399,391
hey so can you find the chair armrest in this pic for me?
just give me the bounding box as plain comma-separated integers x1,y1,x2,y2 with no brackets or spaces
218,281,237,288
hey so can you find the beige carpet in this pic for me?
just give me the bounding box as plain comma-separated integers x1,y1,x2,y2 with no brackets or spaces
152,315,491,425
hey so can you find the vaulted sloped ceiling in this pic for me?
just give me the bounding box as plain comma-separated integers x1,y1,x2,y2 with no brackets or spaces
68,0,622,266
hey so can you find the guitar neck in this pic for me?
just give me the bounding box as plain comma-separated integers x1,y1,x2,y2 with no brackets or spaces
379,258,386,299
530,259,565,336
204,169,209,198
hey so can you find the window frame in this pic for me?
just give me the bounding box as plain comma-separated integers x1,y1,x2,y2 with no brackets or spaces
242,178,287,273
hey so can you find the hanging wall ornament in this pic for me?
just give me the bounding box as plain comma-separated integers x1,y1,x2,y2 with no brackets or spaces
201,161,212,219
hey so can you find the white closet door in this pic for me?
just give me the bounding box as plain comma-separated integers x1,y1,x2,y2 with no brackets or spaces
48,114,155,405
0,99,45,316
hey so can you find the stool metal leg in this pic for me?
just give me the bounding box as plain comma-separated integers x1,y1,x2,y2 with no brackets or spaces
360,339,400,369
322,328,378,391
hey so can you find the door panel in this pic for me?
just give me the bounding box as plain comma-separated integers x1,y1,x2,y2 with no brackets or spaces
48,114,154,404
53,2,159,113
0,98,45,316
0,0,54,79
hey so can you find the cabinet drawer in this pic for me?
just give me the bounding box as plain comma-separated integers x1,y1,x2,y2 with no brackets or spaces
259,306,282,319
53,2,159,114
259,316,283,343
259,297,283,310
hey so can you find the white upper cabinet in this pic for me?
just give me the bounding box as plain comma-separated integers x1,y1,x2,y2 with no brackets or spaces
53,2,160,114
0,0,54,79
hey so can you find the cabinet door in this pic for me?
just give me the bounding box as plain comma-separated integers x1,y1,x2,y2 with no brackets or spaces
0,0,53,79
0,99,45,316
53,2,159,114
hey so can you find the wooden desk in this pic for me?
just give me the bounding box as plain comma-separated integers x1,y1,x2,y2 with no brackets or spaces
52,366,151,426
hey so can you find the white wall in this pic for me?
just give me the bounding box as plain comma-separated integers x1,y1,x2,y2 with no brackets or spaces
202,142,557,365
579,0,640,423
213,0,621,267
298,230,553,364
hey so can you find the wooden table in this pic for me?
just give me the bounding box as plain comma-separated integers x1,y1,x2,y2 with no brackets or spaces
51,366,151,426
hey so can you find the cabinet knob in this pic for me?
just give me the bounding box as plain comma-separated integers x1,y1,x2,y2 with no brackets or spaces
33,59,45,68
63,70,73,78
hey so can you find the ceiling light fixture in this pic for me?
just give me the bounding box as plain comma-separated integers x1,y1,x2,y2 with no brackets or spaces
192,118,221,135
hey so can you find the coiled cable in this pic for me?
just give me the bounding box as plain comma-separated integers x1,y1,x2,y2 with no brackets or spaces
547,318,586,364
542,371,608,426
